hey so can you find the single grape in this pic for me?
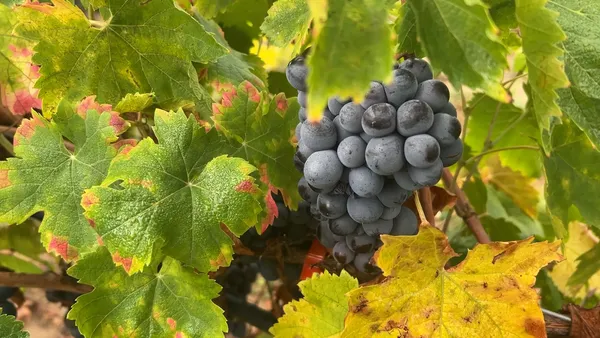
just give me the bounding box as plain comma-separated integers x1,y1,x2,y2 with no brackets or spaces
396,100,434,137
295,122,302,141
438,102,457,117
310,202,322,220
360,81,387,109
427,113,462,147
286,222,309,243
301,117,337,151
408,158,443,186
272,202,289,228
328,97,351,115
258,257,279,281
347,194,384,223
390,206,419,235
333,241,356,264
317,193,348,219
377,179,411,208
362,219,393,236
381,205,402,220
298,177,318,203
339,103,365,133
384,69,418,107
333,116,355,143
414,80,450,112
346,234,376,253
354,251,380,274
284,263,303,282
329,214,359,236
286,55,308,91
297,140,315,162
393,167,423,191
360,132,374,144
317,222,337,248
365,134,405,175
298,91,307,108
404,134,440,168
351,224,366,236
398,58,433,83
337,136,366,168
289,201,311,225
349,166,384,198
362,103,396,137
440,138,464,167
304,150,343,189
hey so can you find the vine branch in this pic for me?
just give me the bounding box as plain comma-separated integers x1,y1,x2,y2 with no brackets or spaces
441,168,490,244
418,187,436,226
464,145,540,164
0,271,92,293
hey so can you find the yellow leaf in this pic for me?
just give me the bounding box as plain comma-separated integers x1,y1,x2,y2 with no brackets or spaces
342,225,562,338
481,156,540,218
548,222,600,299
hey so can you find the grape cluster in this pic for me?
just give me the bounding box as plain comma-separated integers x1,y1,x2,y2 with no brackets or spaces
287,55,463,273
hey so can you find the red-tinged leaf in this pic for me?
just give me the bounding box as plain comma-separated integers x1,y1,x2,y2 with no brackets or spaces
213,81,302,209
0,99,129,260
83,109,263,274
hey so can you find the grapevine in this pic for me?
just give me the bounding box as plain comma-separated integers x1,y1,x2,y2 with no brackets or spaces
0,0,598,337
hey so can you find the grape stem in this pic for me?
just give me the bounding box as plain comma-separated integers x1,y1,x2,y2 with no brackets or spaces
417,187,436,226
464,145,540,164
413,191,430,226
0,271,92,294
441,168,490,244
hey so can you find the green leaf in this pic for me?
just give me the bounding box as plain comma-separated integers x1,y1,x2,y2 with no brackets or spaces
215,0,268,46
15,0,228,116
306,0,395,120
260,0,312,49
0,102,129,260
0,220,44,258
485,185,544,238
68,247,226,338
569,243,600,287
83,109,262,274
462,176,488,214
548,0,600,149
535,269,566,312
515,0,569,131
0,4,41,115
545,119,600,235
464,94,542,177
114,93,155,113
480,216,522,242
195,0,236,18
195,16,265,94
486,0,516,28
0,254,42,274
270,270,358,338
407,0,509,102
395,3,423,57
213,81,302,208
0,315,28,337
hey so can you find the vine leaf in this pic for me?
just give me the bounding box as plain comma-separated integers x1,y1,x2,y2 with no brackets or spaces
114,93,155,113
548,0,600,149
0,314,29,338
407,0,509,103
515,0,569,132
0,220,45,273
464,94,541,177
0,4,41,115
83,109,263,274
569,243,600,290
341,225,562,337
194,0,236,18
270,270,358,338
0,100,129,261
15,0,228,116
260,0,312,50
544,118,600,235
548,222,600,299
306,0,395,121
196,16,265,96
213,81,302,208
395,2,423,57
68,247,227,338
